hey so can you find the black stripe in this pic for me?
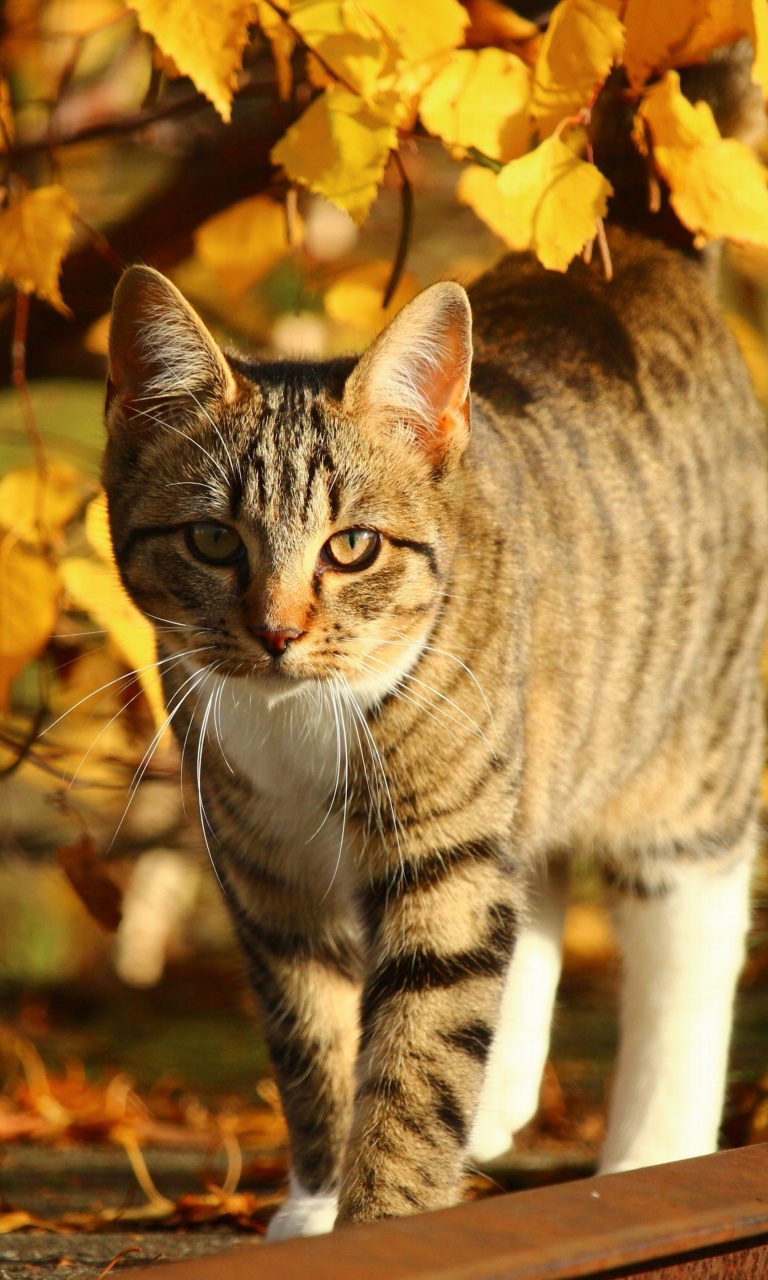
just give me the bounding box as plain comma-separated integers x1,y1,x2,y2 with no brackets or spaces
365,837,505,902
440,1021,493,1062
427,1075,468,1145
118,522,185,559
360,904,516,1029
388,536,439,577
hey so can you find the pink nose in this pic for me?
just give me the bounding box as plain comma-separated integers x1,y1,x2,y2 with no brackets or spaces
253,628,304,655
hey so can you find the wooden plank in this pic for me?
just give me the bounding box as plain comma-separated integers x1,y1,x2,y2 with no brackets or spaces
128,1143,768,1280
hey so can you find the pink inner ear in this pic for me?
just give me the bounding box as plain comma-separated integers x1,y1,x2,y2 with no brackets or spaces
345,281,473,464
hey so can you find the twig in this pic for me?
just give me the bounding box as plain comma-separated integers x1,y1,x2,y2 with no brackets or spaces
382,151,413,308
8,75,274,158
95,1247,143,1280
12,292,49,529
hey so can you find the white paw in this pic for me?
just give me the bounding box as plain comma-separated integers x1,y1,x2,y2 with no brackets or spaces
467,1115,516,1164
267,1186,338,1241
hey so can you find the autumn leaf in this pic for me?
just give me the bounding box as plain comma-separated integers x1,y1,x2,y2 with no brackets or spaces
0,462,88,546
365,0,468,64
0,185,77,314
0,536,59,710
495,137,613,270
463,0,540,52
285,0,395,103
56,837,123,932
255,0,295,99
62,497,168,734
271,87,397,222
531,0,625,137
195,195,302,300
623,0,756,89
638,71,768,246
127,0,256,122
420,48,532,163
457,162,530,249
324,259,419,338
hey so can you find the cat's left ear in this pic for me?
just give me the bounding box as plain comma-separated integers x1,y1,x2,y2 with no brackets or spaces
343,282,472,465
107,265,236,420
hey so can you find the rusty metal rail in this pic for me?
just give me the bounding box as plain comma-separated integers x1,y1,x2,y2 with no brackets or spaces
132,1143,768,1279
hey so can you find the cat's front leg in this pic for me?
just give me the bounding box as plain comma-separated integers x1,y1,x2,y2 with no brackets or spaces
338,837,521,1223
226,890,361,1240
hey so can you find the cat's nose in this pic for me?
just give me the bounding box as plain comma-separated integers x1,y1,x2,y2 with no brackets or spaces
252,627,304,655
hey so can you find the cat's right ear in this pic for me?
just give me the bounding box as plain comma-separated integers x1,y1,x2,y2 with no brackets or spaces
343,280,472,466
107,266,236,424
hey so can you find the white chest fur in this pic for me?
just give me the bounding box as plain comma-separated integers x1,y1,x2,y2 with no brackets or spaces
209,676,361,884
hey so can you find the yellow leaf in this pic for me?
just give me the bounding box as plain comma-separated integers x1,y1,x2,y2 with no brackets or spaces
0,463,87,545
61,556,167,733
464,0,540,51
752,0,768,98
0,186,77,314
457,163,530,249
420,48,532,163
623,0,754,89
255,0,295,99
0,77,14,152
127,0,256,122
195,195,301,300
531,0,625,137
365,0,468,64
271,88,397,222
286,0,394,102
84,493,114,563
639,71,768,245
324,260,419,339
726,312,768,401
0,536,59,710
496,137,613,270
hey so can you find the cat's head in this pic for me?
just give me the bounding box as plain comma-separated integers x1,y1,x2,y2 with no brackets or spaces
103,266,472,705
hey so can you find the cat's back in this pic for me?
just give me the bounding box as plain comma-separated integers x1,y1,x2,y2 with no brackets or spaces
463,226,768,850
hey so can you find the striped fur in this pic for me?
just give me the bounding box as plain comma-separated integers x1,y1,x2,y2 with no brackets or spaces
103,223,768,1230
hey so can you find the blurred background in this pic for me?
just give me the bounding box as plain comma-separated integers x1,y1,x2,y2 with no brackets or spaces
1,1,768,1245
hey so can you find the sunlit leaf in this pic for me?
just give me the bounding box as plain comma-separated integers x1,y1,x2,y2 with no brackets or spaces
195,195,301,300
531,0,625,137
0,536,59,710
638,71,768,245
496,137,613,269
286,0,395,102
127,0,256,121
0,186,77,314
61,553,167,734
0,463,87,546
255,0,295,99
0,77,14,152
324,259,419,339
420,48,532,162
457,163,530,249
365,0,469,63
623,0,755,89
271,88,397,222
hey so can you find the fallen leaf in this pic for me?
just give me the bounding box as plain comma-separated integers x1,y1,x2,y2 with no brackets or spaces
638,70,768,246
420,48,532,163
271,87,397,222
56,837,123,932
127,0,256,121
531,0,625,137
0,185,77,314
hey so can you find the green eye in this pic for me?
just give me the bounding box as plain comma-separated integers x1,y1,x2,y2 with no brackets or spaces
322,528,381,571
186,521,244,565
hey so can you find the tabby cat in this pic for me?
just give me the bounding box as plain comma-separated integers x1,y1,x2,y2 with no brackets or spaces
103,67,768,1238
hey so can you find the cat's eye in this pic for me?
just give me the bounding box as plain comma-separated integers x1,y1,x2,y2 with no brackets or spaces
186,521,244,565
322,528,381,571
